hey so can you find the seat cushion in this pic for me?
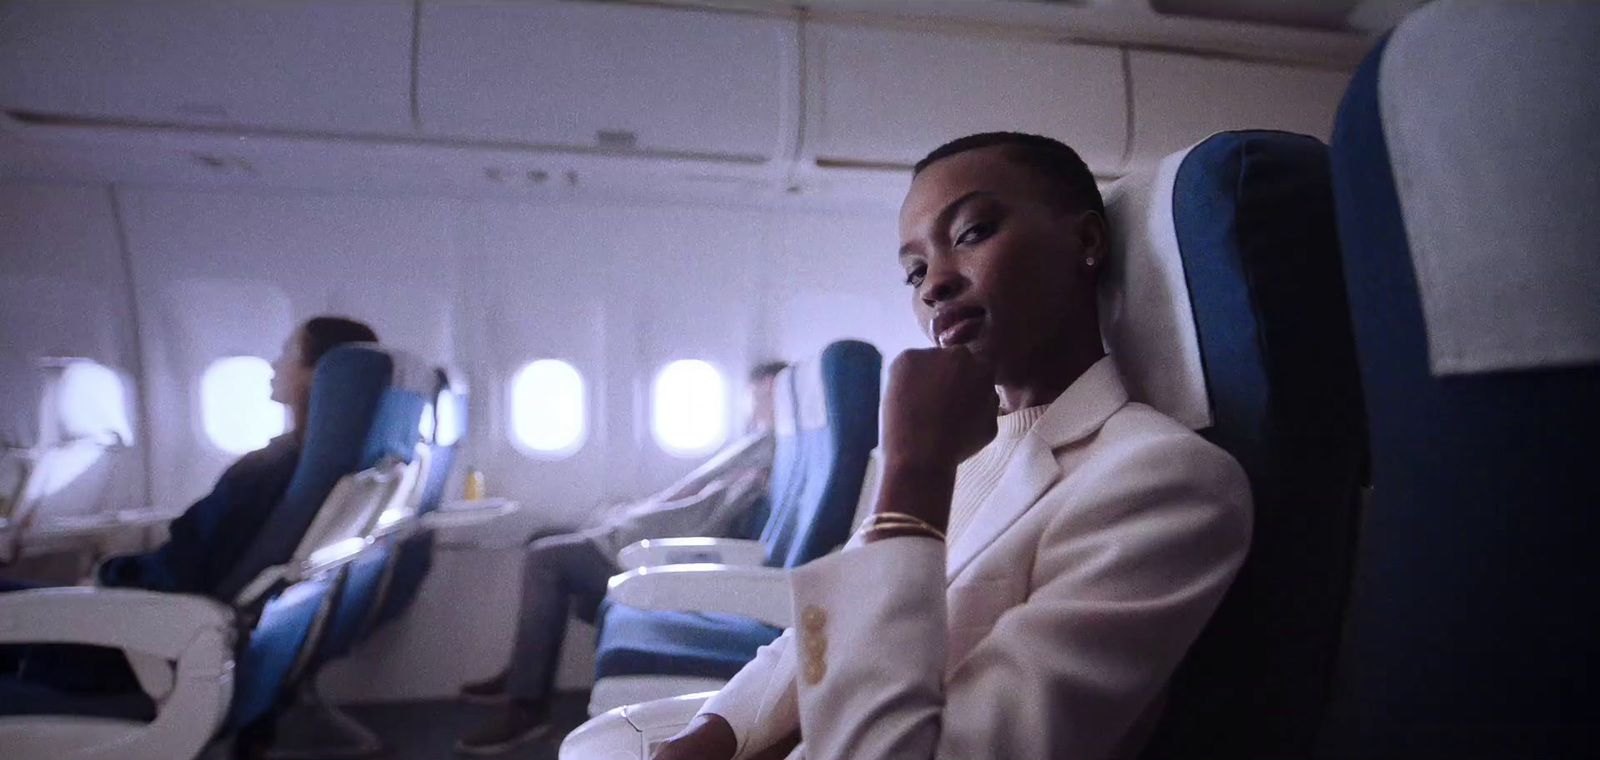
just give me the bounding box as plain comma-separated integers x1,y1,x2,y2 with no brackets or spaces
594,602,782,681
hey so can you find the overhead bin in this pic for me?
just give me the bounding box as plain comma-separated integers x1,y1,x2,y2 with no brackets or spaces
1124,51,1350,167
0,0,415,134
802,24,1129,176
417,1,796,163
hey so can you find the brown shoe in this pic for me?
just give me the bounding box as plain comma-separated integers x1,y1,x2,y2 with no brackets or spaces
454,700,552,756
457,671,510,705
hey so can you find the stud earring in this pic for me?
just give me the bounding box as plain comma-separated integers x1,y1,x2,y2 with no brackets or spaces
1085,257,1096,267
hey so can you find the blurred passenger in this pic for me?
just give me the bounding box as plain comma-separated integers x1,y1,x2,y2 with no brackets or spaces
651,134,1252,760
454,361,787,756
0,316,377,692
95,316,379,596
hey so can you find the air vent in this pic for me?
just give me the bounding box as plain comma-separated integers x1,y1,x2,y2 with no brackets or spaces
596,130,638,150
813,157,913,172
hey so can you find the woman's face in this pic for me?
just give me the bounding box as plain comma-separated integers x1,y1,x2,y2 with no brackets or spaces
269,328,311,408
897,145,1100,386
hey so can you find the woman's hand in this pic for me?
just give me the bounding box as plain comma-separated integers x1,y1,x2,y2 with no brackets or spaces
876,348,998,532
651,714,738,760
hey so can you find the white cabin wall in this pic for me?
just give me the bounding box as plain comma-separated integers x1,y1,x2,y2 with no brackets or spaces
1,175,913,532
323,198,780,702
0,183,147,516
767,207,928,369
0,0,1384,705
453,199,774,529
114,189,463,509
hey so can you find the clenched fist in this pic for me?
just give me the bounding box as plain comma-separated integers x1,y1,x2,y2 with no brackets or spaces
869,348,999,537
883,347,1000,472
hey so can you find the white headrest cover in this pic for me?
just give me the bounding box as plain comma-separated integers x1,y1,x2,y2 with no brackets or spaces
773,365,799,437
1100,146,1212,431
370,345,437,398
792,357,830,434
1381,0,1600,374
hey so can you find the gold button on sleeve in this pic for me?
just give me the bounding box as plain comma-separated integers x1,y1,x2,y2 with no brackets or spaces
803,660,826,685
800,605,827,631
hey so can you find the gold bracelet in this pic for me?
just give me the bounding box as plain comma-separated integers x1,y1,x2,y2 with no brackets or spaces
859,512,947,542
863,524,946,542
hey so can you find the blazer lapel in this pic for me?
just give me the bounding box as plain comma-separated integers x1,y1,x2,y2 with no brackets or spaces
945,439,1057,582
945,356,1131,583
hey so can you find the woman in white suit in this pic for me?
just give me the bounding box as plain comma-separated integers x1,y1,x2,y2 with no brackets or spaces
652,133,1254,760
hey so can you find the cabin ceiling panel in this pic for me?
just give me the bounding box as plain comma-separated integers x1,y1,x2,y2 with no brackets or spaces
1125,50,1350,166
0,0,415,135
417,0,797,165
805,24,1129,174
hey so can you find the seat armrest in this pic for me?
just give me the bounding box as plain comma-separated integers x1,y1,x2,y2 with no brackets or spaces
560,692,715,760
233,536,375,608
606,564,792,628
304,536,375,577
0,587,232,658
425,498,543,550
617,537,767,571
420,497,518,530
0,587,236,760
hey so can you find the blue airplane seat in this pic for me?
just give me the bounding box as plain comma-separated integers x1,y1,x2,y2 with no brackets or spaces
593,341,881,685
250,367,465,759
1088,131,1367,759
1319,3,1600,757
222,345,430,736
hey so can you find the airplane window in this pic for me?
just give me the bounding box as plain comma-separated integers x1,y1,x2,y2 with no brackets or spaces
201,356,287,455
652,360,727,457
510,360,585,458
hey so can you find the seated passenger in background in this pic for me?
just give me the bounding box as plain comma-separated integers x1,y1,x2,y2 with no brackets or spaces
454,361,788,756
651,134,1252,760
95,316,379,597
0,316,378,693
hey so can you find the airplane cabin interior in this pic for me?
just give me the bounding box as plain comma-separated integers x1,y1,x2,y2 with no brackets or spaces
0,1,1595,758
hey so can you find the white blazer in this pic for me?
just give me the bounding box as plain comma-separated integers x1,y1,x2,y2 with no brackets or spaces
697,356,1253,760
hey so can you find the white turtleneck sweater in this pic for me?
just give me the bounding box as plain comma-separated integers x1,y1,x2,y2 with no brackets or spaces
945,404,1050,547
